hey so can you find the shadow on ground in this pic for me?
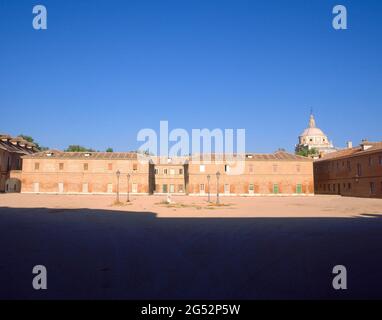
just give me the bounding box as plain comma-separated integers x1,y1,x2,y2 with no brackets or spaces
1,206,382,300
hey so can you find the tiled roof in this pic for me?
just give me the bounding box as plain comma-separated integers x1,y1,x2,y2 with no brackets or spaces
0,136,36,155
316,141,382,162
192,151,312,162
23,150,138,160
23,150,312,162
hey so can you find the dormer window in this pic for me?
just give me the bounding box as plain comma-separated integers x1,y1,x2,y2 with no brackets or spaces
84,153,91,157
46,152,53,157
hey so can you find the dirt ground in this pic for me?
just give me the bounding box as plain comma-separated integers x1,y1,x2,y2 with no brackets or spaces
1,193,382,218
1,193,382,299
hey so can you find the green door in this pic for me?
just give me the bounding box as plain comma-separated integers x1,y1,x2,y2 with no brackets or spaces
296,184,302,194
163,184,168,193
273,184,279,194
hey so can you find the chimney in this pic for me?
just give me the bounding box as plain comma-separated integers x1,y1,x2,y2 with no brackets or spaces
346,141,353,149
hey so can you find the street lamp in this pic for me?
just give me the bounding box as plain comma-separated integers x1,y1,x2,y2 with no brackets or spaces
116,170,121,203
127,173,131,202
207,175,211,203
216,171,220,204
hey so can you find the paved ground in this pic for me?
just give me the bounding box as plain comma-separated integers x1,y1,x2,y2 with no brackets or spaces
1,194,382,299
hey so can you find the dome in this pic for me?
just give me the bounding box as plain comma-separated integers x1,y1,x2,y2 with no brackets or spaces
300,114,326,137
300,127,325,137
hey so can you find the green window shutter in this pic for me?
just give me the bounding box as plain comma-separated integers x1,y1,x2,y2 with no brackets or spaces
296,184,302,194
273,184,279,194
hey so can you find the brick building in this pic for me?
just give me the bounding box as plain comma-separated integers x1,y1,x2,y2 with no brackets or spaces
0,134,37,192
10,150,314,196
314,140,382,198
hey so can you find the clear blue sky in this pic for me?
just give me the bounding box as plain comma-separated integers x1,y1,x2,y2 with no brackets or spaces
1,0,381,153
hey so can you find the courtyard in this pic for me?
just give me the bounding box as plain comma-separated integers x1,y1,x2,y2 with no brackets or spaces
1,194,382,299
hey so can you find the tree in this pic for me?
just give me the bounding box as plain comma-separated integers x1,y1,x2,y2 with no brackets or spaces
65,145,96,152
296,146,319,157
106,147,113,152
18,134,48,151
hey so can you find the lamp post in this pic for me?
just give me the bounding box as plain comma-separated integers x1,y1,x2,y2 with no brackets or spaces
116,170,121,203
207,175,211,203
216,171,220,205
127,173,131,202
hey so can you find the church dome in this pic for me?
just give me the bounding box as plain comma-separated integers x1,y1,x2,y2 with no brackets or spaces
300,127,325,137
300,114,326,137
296,113,336,154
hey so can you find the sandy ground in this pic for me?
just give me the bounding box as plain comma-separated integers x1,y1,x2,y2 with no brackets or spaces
1,193,382,218
1,193,382,299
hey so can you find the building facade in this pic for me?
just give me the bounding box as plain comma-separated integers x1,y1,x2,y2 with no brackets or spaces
0,134,37,192
314,140,382,198
10,150,314,196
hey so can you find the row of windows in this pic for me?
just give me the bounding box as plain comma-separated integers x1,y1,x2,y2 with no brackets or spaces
318,156,382,174
154,168,183,175
197,183,304,194
31,182,139,193
155,184,184,193
319,181,382,195
34,163,139,171
199,164,302,173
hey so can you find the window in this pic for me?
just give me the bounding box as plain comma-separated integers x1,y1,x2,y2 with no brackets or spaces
225,165,230,173
108,163,113,170
58,182,64,193
348,183,352,190
347,161,351,171
328,184,331,192
84,163,89,171
370,182,376,195
107,184,113,193
82,183,89,193
133,163,138,171
357,163,362,176
132,183,138,193
154,168,159,174
33,182,39,193
170,184,175,193
200,165,205,173
59,163,64,170
224,184,230,194
34,162,40,170
163,169,168,175
178,184,184,193
368,157,373,167
249,184,254,191
179,169,183,175
333,184,336,192
296,184,302,194
200,184,205,191
162,184,168,193
170,169,175,175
